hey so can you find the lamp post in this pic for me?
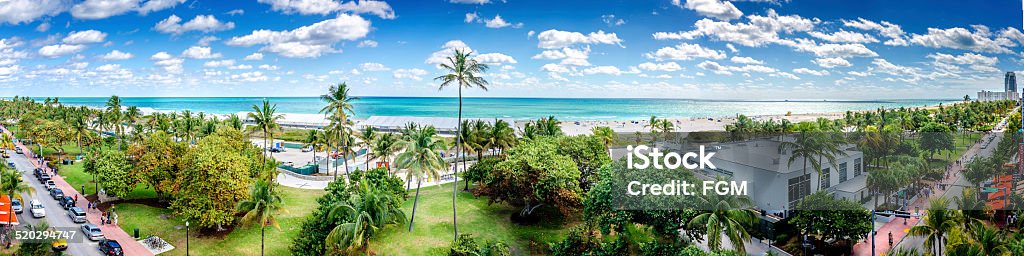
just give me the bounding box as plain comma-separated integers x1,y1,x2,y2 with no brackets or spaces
185,221,190,256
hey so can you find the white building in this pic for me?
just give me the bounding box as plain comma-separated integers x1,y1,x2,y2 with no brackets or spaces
977,90,1019,102
701,137,866,215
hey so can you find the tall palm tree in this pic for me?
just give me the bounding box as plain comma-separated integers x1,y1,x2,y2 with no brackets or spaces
1,166,33,241
395,125,446,232
434,49,489,240
248,99,284,163
236,180,284,256
372,132,399,175
779,132,825,202
321,83,359,181
358,126,378,170
70,111,90,155
908,197,961,256
591,126,616,158
303,129,321,167
105,95,123,149
456,120,477,190
688,177,757,254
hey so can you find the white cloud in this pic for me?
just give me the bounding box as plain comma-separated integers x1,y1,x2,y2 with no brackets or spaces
541,63,570,73
697,60,732,75
536,29,623,49
138,0,186,14
789,39,878,58
38,44,86,58
645,43,726,61
62,30,107,44
926,52,998,66
474,53,518,64
226,9,245,16
70,0,136,19
244,52,264,61
583,66,623,75
673,0,742,21
151,51,183,73
654,10,816,47
426,40,472,64
870,58,919,77
725,43,738,53
464,12,479,23
154,14,235,35
226,14,371,58
532,47,591,66
813,57,852,68
793,68,829,76
203,59,235,68
697,60,777,75
773,72,800,80
258,64,279,70
637,62,683,72
0,0,66,25
181,46,222,59
730,56,763,65
360,62,389,71
841,18,907,46
808,30,879,44
484,14,522,29
256,0,395,19
601,14,625,27
231,71,268,82
35,21,51,32
95,63,120,72
357,40,378,48
393,68,428,80
99,50,133,60
228,64,253,70
910,26,1014,53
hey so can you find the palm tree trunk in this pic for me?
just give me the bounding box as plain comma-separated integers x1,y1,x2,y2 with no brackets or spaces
261,226,265,256
409,178,422,232
452,85,462,240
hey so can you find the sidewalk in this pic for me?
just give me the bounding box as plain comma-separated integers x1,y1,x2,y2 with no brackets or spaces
2,127,155,256
851,133,987,256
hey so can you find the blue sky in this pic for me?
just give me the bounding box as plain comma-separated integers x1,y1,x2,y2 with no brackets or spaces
0,0,1021,99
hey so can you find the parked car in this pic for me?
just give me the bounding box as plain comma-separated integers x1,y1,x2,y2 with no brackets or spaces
2,151,8,158
38,173,50,183
67,207,86,223
45,180,56,191
98,239,124,256
51,238,67,251
301,146,313,152
81,223,104,241
14,148,22,154
11,198,22,213
29,199,44,218
33,168,41,178
49,188,63,200
59,196,74,209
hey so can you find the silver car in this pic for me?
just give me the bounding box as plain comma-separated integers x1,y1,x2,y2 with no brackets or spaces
29,199,44,218
81,223,104,241
11,198,22,214
67,207,86,223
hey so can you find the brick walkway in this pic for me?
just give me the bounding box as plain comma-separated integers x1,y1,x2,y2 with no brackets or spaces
3,127,154,256
851,136,985,256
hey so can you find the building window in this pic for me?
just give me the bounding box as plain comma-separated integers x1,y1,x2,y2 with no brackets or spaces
854,158,862,177
839,162,848,182
788,174,810,209
820,168,830,190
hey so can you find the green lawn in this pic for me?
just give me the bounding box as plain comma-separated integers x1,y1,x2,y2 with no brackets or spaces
116,186,325,256
58,161,157,199
371,185,574,256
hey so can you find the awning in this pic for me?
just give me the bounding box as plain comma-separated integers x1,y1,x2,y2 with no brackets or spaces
0,195,19,226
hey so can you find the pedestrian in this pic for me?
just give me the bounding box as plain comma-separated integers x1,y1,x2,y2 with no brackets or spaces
888,231,893,247
74,194,77,202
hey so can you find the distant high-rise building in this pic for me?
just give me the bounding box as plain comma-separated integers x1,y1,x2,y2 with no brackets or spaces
1006,71,1017,93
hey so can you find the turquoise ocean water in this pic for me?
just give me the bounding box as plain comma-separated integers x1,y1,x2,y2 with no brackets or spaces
43,97,957,121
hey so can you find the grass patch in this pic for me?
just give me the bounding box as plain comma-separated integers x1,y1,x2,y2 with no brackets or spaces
59,161,156,199
371,185,574,256
116,186,324,256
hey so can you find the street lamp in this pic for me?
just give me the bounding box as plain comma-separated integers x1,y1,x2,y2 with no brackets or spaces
185,221,190,256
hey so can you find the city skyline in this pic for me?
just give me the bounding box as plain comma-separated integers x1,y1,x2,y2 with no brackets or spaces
0,0,1021,99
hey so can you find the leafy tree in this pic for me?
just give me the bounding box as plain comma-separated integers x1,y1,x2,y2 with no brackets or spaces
96,149,136,198
555,135,611,191
15,221,53,256
549,225,628,256
688,177,758,254
170,131,254,230
477,136,581,218
918,122,954,159
290,180,350,256
129,131,185,199
324,181,406,254
791,191,871,250
463,157,500,189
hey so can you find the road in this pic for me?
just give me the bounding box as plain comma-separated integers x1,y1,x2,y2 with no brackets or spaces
8,149,101,256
